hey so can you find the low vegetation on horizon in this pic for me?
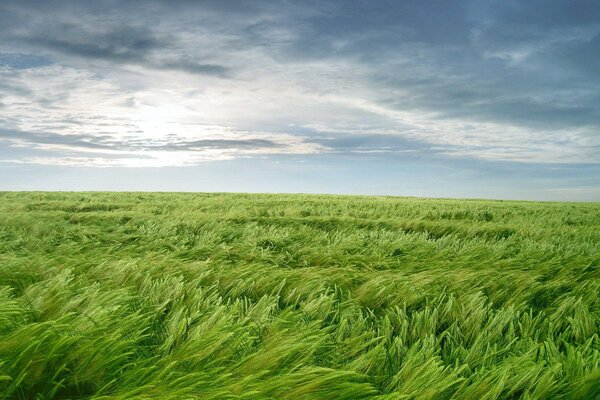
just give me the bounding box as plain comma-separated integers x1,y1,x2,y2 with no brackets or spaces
0,192,598,399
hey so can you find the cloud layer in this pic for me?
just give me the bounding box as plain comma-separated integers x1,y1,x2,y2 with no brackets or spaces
0,0,599,168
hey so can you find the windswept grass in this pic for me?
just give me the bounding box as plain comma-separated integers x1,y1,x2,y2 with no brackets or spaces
0,192,598,399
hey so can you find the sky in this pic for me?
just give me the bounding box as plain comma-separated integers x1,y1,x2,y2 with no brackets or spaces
0,0,599,200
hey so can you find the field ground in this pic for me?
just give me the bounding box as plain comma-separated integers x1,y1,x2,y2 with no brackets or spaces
0,192,599,399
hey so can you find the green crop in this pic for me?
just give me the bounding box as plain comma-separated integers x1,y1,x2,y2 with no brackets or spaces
0,192,598,399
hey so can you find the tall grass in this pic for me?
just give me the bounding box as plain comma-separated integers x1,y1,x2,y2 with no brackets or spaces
0,192,598,399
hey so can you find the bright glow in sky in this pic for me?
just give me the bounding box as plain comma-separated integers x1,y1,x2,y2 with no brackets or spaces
0,0,599,200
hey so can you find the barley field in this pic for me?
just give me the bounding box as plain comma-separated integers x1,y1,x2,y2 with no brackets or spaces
0,192,598,399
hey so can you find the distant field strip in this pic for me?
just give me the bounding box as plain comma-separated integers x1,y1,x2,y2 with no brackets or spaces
0,192,598,399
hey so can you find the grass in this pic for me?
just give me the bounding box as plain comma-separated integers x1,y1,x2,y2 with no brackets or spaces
0,192,598,399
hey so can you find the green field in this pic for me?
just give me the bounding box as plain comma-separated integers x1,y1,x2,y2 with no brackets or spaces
0,192,598,399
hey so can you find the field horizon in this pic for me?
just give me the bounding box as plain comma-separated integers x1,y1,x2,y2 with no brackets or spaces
0,192,598,399
3,191,598,204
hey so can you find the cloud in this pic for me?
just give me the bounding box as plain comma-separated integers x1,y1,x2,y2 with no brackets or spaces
0,0,598,168
156,60,231,78
0,52,54,69
0,4,231,77
0,128,117,150
0,126,327,167
22,25,161,62
22,26,232,77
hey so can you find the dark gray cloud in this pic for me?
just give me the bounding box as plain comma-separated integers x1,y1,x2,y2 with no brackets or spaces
0,128,113,150
0,3,231,77
254,0,600,131
0,128,282,152
18,24,232,77
475,0,600,30
159,139,281,151
156,60,230,78
314,133,430,154
22,25,162,63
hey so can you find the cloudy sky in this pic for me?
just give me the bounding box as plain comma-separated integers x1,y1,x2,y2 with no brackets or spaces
1,0,599,200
